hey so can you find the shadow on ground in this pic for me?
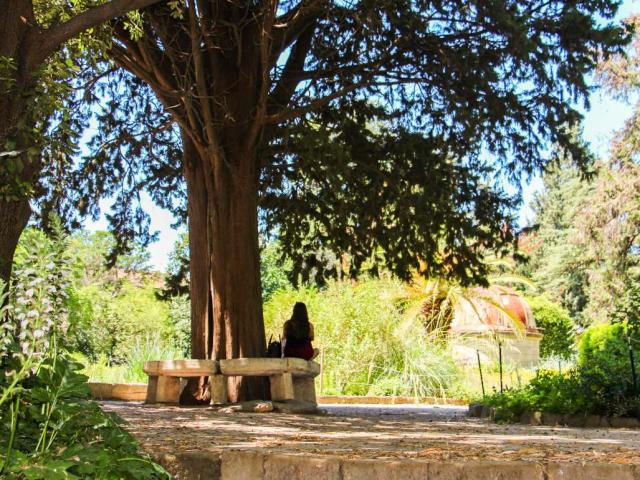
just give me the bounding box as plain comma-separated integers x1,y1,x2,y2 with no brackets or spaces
101,401,640,466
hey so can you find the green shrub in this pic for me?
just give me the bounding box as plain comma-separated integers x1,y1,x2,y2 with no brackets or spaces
1,224,170,478
527,295,575,359
577,322,640,416
73,281,173,364
484,322,640,420
524,370,584,414
483,369,584,420
483,388,534,422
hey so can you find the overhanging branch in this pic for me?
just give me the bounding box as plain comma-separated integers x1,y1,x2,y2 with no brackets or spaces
32,0,162,66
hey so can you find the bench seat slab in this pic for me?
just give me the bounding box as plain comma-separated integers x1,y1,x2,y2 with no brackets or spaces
143,359,219,377
219,358,320,377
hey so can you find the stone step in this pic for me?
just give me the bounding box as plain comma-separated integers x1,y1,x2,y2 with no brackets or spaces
153,449,639,480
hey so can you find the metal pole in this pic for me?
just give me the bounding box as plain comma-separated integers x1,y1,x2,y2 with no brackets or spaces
627,330,638,397
498,341,504,394
319,349,325,395
476,350,485,397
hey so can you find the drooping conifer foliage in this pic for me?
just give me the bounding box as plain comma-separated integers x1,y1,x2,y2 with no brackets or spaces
0,0,162,285
88,0,628,401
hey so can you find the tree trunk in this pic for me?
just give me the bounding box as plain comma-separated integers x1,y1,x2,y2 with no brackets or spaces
181,133,213,403
209,144,268,403
182,130,269,403
0,197,31,288
0,95,40,290
0,3,40,291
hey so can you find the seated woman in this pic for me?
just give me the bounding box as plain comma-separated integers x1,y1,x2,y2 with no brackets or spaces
282,302,319,361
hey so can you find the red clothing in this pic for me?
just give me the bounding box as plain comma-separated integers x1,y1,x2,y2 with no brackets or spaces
284,341,314,360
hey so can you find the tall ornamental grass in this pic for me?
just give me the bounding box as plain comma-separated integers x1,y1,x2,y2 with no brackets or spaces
264,278,462,397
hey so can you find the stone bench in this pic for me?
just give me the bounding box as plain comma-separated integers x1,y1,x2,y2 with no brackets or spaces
144,359,222,404
220,358,320,404
143,358,320,406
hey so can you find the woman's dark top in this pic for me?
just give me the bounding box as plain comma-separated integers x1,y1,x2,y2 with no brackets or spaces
283,320,315,360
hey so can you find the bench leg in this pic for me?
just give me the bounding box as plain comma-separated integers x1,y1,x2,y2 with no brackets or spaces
209,374,228,405
146,376,181,404
145,376,158,403
270,373,294,401
293,376,317,404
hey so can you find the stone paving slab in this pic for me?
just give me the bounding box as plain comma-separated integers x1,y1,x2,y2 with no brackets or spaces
101,402,640,479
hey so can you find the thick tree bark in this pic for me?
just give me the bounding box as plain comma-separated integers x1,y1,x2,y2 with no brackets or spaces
209,144,268,402
183,135,212,361
181,130,269,403
0,198,31,288
180,133,212,403
0,4,34,287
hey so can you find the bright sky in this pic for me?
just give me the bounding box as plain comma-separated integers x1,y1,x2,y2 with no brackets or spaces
518,82,635,227
84,1,639,273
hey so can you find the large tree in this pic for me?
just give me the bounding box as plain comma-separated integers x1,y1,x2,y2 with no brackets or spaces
0,0,163,286
103,0,627,401
523,15,640,325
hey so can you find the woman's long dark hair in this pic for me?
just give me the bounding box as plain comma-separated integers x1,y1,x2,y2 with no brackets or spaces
288,302,311,341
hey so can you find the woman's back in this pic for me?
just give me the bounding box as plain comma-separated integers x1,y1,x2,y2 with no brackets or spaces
283,302,316,360
283,318,311,346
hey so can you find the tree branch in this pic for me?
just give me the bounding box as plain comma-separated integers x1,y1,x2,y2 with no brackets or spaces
270,0,325,64
32,0,161,65
264,83,364,125
268,18,317,113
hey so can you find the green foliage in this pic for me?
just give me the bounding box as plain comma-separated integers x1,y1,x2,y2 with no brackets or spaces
59,230,182,364
160,233,190,299
577,322,640,416
46,0,628,292
598,15,640,163
484,370,584,422
72,280,172,364
260,241,292,302
527,296,575,359
264,278,461,397
167,295,190,358
1,0,116,205
614,280,640,336
0,225,169,479
484,322,640,420
525,156,640,326
123,336,182,384
80,334,184,385
523,161,593,323
524,27,640,326
0,352,171,479
68,230,151,283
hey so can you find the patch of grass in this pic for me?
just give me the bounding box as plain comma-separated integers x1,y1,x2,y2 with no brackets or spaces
79,336,181,384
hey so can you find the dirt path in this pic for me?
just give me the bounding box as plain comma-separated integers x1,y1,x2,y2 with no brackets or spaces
101,402,640,467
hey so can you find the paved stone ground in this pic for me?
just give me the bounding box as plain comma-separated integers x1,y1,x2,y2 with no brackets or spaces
102,401,640,467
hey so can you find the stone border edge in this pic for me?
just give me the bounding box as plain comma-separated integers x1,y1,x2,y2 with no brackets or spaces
468,402,640,428
150,449,640,480
87,382,467,405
